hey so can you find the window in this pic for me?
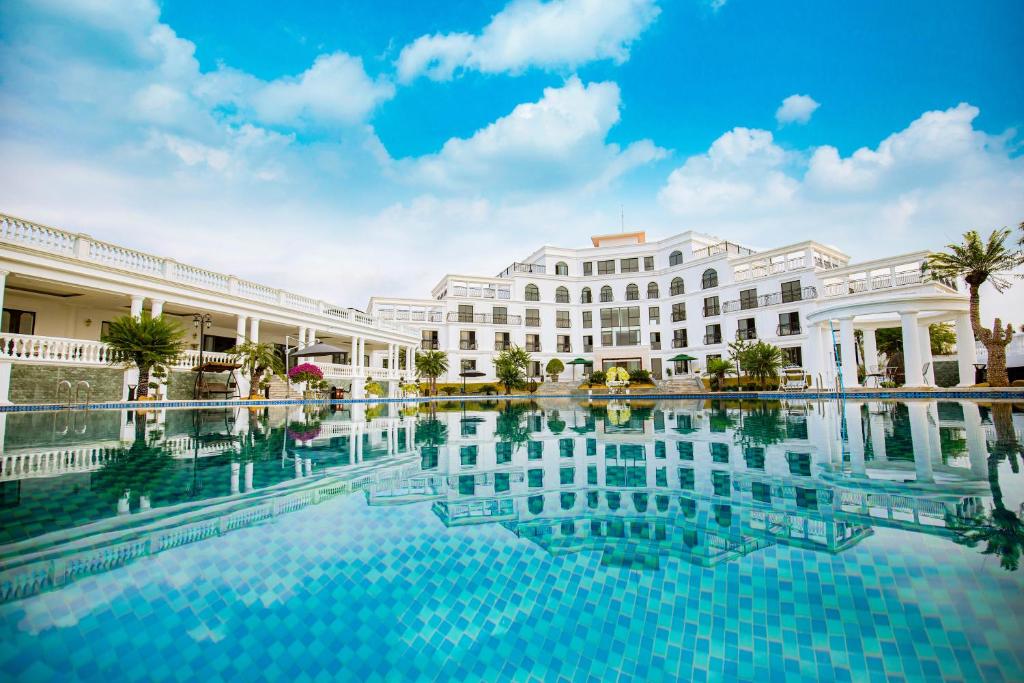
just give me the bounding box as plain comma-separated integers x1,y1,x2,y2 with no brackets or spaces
650,332,661,350
525,283,539,301
739,288,758,310
670,277,684,296
702,268,718,289
600,285,613,302
583,335,593,352
600,307,641,346
649,306,660,322
460,445,478,467
583,262,593,276
583,311,592,328
669,250,683,266
646,282,659,299
672,329,688,348
781,280,803,303
778,311,801,336
581,287,592,303
496,442,513,464
625,283,639,300
555,261,569,276
703,296,720,317
671,303,686,322
556,310,570,328
528,360,542,377
421,330,438,350
711,442,730,463
460,359,477,372
460,330,477,350
782,346,803,367
457,304,474,323
644,256,654,271
705,324,722,345
492,306,508,324
557,335,571,352
621,257,639,273
555,286,569,303
495,332,511,351
525,308,540,327
1,308,36,334
597,259,615,275
526,335,541,353
737,318,757,340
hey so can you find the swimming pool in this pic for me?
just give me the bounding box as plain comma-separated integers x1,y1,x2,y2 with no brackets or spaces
1,398,1022,681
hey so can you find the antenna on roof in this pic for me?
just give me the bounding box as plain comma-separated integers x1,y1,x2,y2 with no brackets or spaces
620,204,624,233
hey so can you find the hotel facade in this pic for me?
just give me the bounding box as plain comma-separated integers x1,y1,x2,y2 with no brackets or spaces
368,230,976,388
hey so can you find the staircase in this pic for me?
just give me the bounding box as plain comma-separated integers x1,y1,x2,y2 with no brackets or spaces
534,380,581,396
266,375,291,400
657,376,707,394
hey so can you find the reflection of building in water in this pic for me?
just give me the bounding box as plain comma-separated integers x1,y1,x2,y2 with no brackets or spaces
368,399,995,568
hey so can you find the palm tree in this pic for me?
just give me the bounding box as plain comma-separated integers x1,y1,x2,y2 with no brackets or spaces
228,341,284,398
104,313,185,398
742,341,785,389
923,228,1023,386
494,345,531,393
705,358,734,391
415,349,449,395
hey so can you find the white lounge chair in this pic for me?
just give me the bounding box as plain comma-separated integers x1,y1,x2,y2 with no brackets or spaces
780,367,808,392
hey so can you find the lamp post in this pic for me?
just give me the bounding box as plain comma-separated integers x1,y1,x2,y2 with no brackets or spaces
192,314,213,367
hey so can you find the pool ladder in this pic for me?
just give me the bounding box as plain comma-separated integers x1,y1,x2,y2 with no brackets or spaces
55,380,92,408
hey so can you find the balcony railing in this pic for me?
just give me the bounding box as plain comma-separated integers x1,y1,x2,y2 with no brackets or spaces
0,212,412,336
449,286,511,300
459,341,478,350
692,241,756,260
583,344,593,352
651,341,661,350
821,263,958,298
703,334,723,345
671,338,688,349
556,320,571,328
525,317,541,328
703,305,720,317
420,340,439,350
671,312,686,322
556,344,572,353
777,323,802,336
380,310,443,323
494,341,512,351
721,286,818,313
525,344,542,352
735,328,757,341
446,312,522,325
497,262,546,278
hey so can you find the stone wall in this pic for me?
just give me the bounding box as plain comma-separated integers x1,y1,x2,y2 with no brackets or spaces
9,365,124,404
167,371,198,400
933,359,959,388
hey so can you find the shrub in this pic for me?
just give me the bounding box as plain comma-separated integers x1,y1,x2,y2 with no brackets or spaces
628,368,652,384
288,363,323,385
479,384,497,395
545,358,565,382
365,381,386,397
441,386,458,396
588,370,606,386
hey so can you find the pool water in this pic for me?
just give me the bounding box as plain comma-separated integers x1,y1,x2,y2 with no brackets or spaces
1,398,1023,682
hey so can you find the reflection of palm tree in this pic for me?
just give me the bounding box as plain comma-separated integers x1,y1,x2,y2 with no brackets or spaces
95,424,177,507
547,410,566,434
947,404,1024,571
495,401,531,452
733,403,787,448
415,417,448,447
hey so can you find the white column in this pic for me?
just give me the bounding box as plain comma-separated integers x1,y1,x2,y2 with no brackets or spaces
307,327,316,346
298,326,308,349
236,316,247,345
900,313,924,386
961,401,988,478
868,409,887,462
130,295,145,319
918,323,935,386
0,270,9,313
0,363,11,405
861,328,879,373
907,402,933,483
249,318,260,343
150,299,164,318
838,317,860,388
955,313,976,386
244,461,254,492
845,402,866,475
230,462,240,494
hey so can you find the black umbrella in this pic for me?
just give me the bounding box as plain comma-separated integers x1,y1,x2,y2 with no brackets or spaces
290,342,345,357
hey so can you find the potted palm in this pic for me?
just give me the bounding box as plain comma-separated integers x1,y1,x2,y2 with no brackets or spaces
228,341,285,400
103,313,185,400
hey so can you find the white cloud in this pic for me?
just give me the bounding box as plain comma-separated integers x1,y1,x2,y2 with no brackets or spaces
400,77,666,192
397,0,661,82
775,94,820,126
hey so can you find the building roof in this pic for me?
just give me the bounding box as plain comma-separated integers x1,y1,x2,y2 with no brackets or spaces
591,231,646,247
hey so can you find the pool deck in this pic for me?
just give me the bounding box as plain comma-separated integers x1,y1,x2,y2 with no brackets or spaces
1,387,1022,412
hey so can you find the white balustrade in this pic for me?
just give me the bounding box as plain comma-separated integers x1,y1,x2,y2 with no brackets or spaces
175,263,230,291
0,333,119,365
174,349,231,369
88,240,163,276
0,214,76,255
236,279,278,303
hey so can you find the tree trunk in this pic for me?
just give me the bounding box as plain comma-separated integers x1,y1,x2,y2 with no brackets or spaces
968,283,983,340
987,338,1010,387
137,364,151,398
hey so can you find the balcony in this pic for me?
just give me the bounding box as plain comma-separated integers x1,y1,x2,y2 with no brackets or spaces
671,312,686,322
692,241,756,260
735,328,758,341
525,317,541,328
497,262,546,278
446,312,522,325
703,333,723,345
459,341,478,350
556,320,571,329
494,341,512,351
556,344,572,353
820,254,958,298
777,323,802,336
525,343,542,353
721,286,818,313
671,338,688,349
420,340,439,350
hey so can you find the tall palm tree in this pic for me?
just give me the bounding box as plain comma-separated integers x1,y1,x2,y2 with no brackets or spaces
415,349,449,395
742,341,785,389
923,228,1023,386
104,313,185,398
228,341,284,398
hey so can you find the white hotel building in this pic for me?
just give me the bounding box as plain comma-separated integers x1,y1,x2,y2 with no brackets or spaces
369,230,977,388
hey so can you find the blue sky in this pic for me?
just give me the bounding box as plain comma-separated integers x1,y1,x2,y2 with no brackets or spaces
0,0,1022,316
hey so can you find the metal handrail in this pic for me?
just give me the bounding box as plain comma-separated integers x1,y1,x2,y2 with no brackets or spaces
55,380,72,407
74,380,91,407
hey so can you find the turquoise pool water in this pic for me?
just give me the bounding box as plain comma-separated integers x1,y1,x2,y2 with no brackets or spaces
1,398,1022,681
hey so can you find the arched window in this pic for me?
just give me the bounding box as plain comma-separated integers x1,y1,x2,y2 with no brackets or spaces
555,286,569,303
581,287,592,303
669,250,683,266
670,277,684,296
702,269,718,289
525,283,540,301
555,261,569,276
600,285,613,303
625,283,639,301
647,282,659,299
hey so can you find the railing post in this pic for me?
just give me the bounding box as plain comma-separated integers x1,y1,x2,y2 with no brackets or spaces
227,276,239,295
162,258,177,280
73,234,91,259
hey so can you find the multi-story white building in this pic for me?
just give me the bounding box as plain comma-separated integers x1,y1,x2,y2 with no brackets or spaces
369,230,976,388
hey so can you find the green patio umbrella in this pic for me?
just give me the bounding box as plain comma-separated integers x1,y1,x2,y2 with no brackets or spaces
668,353,697,374
566,357,591,381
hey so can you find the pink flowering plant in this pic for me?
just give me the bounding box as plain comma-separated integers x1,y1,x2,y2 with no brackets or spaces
288,362,323,386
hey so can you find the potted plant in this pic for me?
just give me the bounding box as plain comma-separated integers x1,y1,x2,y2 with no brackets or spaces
228,341,285,400
288,362,324,399
606,366,630,392
103,313,185,400
150,364,168,400
365,381,386,397
546,358,565,382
